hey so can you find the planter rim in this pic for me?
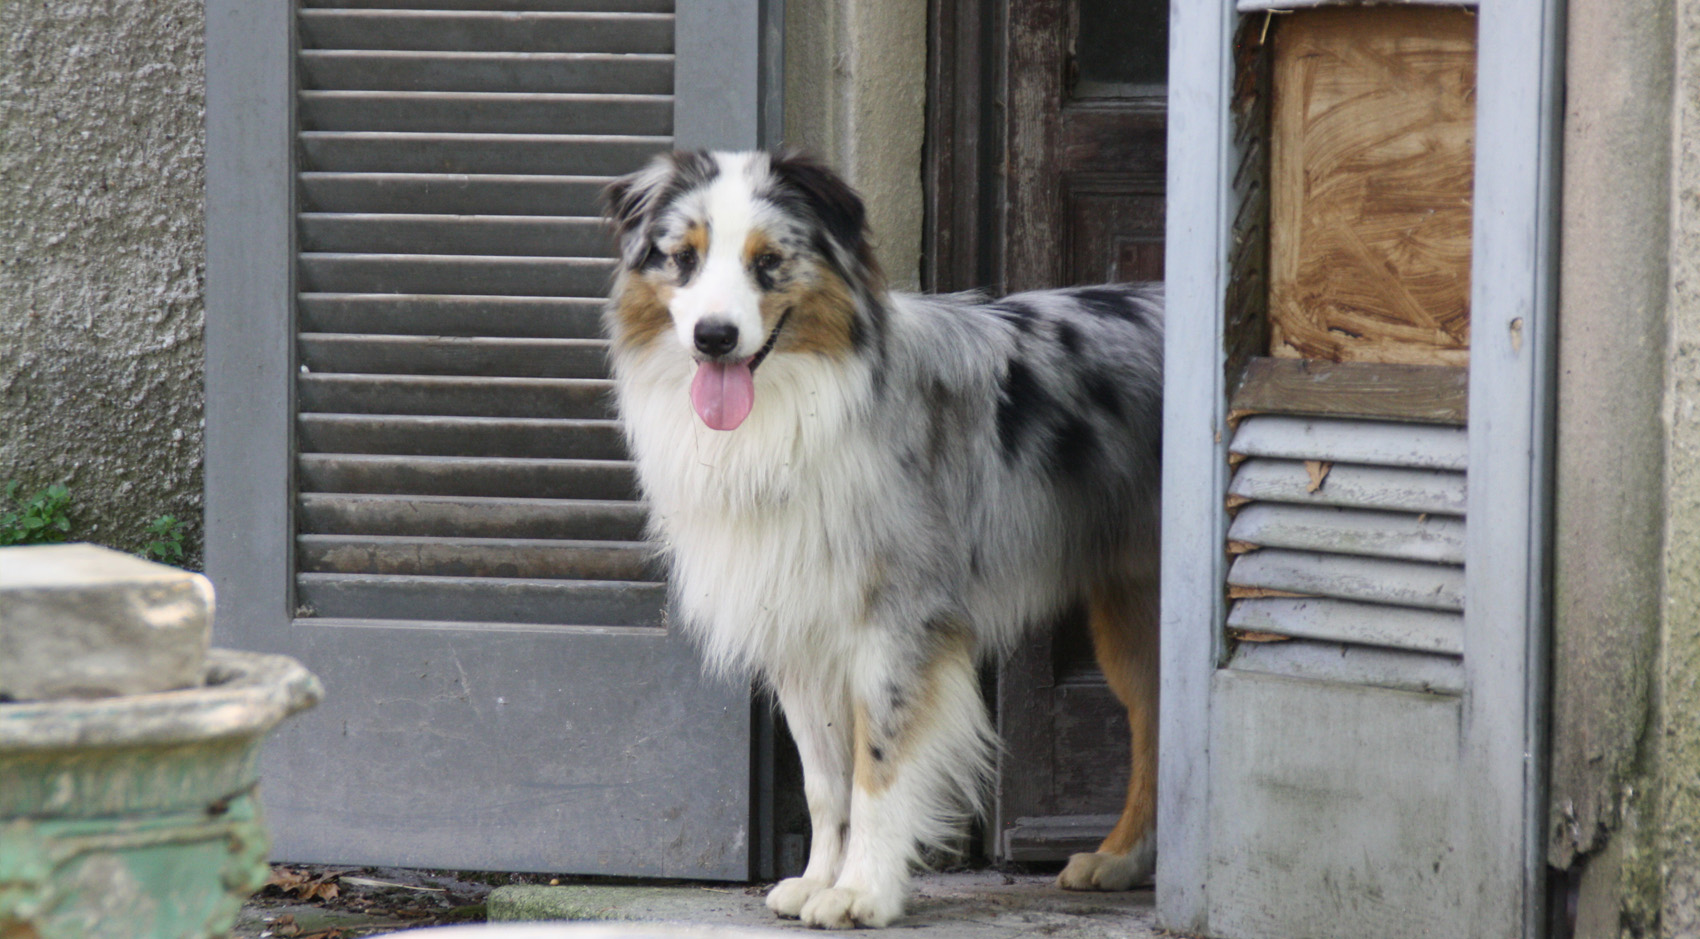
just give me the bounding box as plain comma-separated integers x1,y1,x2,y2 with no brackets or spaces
0,649,322,751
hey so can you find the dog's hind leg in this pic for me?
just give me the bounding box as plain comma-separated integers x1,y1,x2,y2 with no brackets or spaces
1058,575,1159,891
799,626,993,929
766,675,854,919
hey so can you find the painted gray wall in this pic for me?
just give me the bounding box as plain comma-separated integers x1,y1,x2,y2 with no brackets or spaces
0,0,206,564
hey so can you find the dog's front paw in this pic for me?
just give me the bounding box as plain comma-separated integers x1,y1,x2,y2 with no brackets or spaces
800,885,904,929
1057,848,1154,891
766,876,830,918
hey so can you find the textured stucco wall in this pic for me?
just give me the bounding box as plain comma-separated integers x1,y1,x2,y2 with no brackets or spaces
784,0,927,290
1649,3,1700,932
0,0,206,564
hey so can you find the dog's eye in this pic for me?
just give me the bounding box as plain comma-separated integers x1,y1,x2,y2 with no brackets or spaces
754,252,783,273
673,247,698,275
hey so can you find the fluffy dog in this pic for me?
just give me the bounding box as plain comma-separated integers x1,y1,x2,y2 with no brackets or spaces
602,150,1162,928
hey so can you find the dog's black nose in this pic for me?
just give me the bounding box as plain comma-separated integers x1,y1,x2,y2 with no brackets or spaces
694,320,740,357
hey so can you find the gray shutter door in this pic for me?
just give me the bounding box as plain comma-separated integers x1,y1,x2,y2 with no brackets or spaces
207,0,770,878
1158,1,1558,937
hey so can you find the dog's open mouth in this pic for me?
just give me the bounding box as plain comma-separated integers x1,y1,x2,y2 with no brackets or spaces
689,310,790,431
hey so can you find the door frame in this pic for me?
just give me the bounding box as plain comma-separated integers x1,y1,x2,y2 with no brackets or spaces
205,0,785,878
1159,0,1561,935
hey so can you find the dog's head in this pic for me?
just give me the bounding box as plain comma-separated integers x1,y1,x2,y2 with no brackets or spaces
603,150,883,430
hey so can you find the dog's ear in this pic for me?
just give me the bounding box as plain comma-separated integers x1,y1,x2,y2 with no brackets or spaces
768,151,875,276
603,151,712,271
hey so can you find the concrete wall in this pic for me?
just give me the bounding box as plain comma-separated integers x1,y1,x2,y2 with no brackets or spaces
1553,1,1700,935
783,0,928,291
0,0,206,565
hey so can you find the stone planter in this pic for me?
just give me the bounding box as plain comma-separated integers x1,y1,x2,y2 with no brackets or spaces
0,649,322,939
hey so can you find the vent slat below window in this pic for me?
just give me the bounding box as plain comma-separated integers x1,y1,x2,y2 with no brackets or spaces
299,375,614,418
299,91,673,136
298,414,626,460
298,335,609,378
299,253,615,296
297,11,675,55
1227,597,1464,656
296,573,665,626
298,534,655,581
1228,548,1464,612
299,214,614,258
1230,415,1468,470
1228,458,1467,515
298,51,673,95
298,493,646,540
1229,503,1465,564
298,295,605,339
300,174,609,217
297,455,637,501
298,132,671,176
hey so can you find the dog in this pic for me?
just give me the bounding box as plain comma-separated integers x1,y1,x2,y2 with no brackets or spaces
602,150,1162,928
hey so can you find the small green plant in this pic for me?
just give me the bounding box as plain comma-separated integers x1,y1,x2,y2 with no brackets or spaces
0,480,73,546
142,514,187,565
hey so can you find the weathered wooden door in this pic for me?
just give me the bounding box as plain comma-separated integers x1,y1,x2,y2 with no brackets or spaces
205,0,781,878
927,0,1168,862
1161,1,1559,936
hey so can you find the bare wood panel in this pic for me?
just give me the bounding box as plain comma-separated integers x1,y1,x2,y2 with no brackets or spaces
1228,459,1466,515
297,493,646,540
1001,815,1120,863
1227,597,1463,656
1268,7,1476,365
298,534,655,581
1230,357,1468,424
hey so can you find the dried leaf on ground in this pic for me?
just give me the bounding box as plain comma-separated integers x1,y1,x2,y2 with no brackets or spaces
266,866,347,902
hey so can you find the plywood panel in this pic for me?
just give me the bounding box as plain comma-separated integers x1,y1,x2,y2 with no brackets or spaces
1268,7,1475,366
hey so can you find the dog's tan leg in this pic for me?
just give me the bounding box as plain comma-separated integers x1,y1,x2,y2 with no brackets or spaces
799,628,993,929
1058,576,1158,891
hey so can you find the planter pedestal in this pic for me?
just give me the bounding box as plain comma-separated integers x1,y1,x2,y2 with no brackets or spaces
0,649,322,939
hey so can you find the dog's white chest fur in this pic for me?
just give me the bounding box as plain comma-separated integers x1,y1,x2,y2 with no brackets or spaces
615,346,897,676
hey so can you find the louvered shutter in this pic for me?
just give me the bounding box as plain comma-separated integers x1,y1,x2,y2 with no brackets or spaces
1222,377,1468,691
292,0,671,628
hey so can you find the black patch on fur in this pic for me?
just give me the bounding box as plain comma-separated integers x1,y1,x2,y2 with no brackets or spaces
996,358,1054,463
1084,370,1125,420
1072,287,1135,321
869,745,886,762
768,152,868,261
1051,414,1099,475
636,242,666,272
1056,320,1082,355
602,151,720,268
989,301,1038,334
969,547,983,578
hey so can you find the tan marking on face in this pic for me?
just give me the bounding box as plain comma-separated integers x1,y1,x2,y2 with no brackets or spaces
853,627,975,796
681,222,709,264
610,274,674,352
743,229,777,268
769,259,859,359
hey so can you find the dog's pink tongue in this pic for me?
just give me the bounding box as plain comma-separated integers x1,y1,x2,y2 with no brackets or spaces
690,360,755,431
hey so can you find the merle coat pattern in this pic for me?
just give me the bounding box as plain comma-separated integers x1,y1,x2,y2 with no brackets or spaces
603,150,1162,928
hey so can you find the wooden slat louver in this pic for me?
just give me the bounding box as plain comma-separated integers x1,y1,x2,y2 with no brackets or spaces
293,0,671,628
1224,362,1469,680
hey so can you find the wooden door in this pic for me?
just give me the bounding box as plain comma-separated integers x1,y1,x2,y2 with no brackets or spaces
927,0,1168,863
206,0,781,879
1161,2,1559,936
